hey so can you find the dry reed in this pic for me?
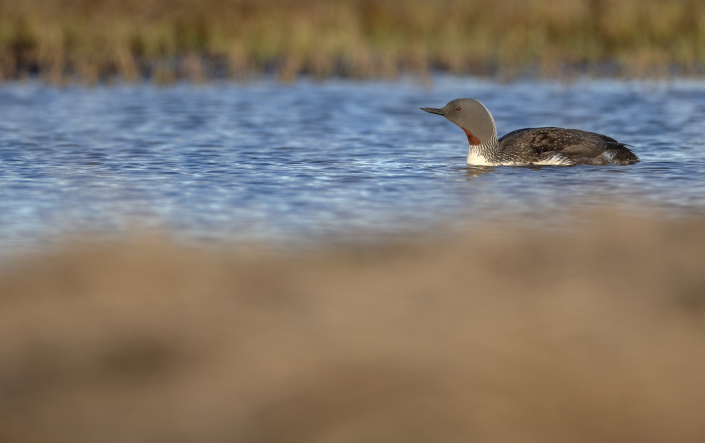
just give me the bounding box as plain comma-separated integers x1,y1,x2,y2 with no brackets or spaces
2,0,705,83
1,212,705,442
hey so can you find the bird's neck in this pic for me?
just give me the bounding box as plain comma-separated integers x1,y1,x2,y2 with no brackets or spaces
466,117,500,165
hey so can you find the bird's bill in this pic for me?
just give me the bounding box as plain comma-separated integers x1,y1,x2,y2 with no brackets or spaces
420,107,445,115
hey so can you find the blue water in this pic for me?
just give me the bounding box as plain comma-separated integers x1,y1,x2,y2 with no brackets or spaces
1,76,705,250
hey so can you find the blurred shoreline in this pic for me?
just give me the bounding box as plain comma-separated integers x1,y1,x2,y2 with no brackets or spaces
2,211,705,442
4,0,705,83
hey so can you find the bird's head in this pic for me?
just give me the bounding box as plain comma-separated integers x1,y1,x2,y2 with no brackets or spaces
420,98,495,146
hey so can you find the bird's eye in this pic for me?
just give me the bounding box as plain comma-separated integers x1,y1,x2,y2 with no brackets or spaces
455,107,462,111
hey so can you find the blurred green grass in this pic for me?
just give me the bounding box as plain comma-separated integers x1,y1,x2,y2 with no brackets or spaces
2,0,705,82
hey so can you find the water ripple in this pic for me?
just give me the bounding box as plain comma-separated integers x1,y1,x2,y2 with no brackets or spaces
1,77,705,248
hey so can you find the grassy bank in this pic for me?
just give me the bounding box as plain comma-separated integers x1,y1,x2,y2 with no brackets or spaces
2,0,705,82
2,213,705,442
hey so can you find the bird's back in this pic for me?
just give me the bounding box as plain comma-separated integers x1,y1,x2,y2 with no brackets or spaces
497,127,639,165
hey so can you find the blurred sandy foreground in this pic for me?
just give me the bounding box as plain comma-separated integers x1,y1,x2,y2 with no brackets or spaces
1,212,705,443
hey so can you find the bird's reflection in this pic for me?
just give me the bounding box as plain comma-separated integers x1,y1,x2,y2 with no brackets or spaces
462,166,495,180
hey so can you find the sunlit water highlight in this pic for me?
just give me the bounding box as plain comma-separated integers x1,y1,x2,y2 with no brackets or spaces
1,76,705,250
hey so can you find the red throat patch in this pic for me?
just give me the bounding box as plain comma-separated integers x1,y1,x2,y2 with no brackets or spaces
462,128,482,146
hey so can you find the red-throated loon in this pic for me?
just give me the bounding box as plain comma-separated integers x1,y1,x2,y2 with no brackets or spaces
421,98,639,166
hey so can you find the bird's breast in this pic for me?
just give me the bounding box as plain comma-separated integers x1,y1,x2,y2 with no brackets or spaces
466,151,494,166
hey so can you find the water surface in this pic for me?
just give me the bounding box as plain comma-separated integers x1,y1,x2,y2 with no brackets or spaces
1,76,705,250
